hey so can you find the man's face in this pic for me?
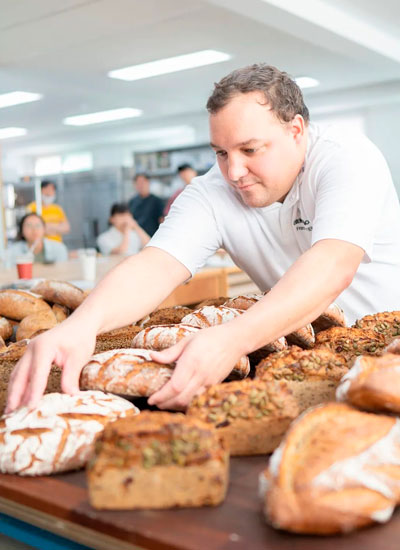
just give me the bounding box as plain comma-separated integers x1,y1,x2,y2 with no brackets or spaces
180,168,197,185
41,183,56,198
135,176,150,197
110,212,131,231
209,92,307,208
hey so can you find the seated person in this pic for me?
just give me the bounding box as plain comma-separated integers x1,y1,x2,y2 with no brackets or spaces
7,213,68,264
97,203,150,256
27,180,70,242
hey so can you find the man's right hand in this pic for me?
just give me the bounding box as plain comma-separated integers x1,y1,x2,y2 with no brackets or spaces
6,322,96,413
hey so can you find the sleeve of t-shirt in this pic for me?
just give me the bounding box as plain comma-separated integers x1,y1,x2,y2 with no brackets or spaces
147,182,223,276
97,232,113,256
311,138,392,262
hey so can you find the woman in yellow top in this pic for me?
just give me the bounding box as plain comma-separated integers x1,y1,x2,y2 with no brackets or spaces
27,180,70,242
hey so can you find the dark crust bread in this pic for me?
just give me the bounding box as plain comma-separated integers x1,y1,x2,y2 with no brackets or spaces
138,307,192,329
354,311,400,344
315,327,386,363
94,326,142,353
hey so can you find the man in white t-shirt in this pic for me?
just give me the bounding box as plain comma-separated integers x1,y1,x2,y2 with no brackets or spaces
7,64,400,413
97,203,150,256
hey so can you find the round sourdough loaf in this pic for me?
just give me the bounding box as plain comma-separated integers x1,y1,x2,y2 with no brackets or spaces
0,391,138,475
0,290,51,321
31,279,85,310
80,349,175,396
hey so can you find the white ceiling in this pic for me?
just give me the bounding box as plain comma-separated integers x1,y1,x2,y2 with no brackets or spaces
1,0,400,158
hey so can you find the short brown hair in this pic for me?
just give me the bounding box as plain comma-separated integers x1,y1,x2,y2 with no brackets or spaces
206,64,309,124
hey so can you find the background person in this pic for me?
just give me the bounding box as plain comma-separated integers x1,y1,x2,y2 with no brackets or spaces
163,164,197,218
97,203,150,256
7,64,400,415
7,213,68,265
128,173,164,236
27,180,70,242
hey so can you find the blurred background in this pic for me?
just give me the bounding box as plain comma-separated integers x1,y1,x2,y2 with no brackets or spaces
1,0,400,250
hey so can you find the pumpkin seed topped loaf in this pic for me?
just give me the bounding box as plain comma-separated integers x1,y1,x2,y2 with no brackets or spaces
255,347,348,412
353,311,400,344
187,379,299,455
315,326,386,363
137,306,192,329
87,411,229,509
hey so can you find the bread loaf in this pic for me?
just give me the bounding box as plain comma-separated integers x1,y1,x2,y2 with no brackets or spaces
0,290,51,321
187,379,299,455
132,324,250,380
182,305,244,328
16,309,57,341
224,293,266,311
336,353,400,413
286,324,315,349
80,349,174,396
196,297,229,308
315,326,386,363
255,347,348,412
52,303,70,322
261,402,400,534
138,306,192,329
94,325,142,354
354,311,400,344
87,411,229,509
0,391,137,475
0,317,13,341
312,303,347,333
31,279,85,310
384,338,400,354
0,337,6,351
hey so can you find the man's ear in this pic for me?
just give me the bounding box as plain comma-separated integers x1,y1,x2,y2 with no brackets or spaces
291,115,306,143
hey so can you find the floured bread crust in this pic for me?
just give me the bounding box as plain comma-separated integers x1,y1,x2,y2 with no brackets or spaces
336,353,400,413
262,402,400,534
187,379,299,455
80,349,175,396
286,324,315,349
87,411,229,509
31,280,85,310
224,293,266,311
0,290,51,321
182,305,244,328
0,391,137,475
312,303,347,333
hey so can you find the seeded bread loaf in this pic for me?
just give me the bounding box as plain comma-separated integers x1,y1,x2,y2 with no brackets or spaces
255,347,348,412
261,402,400,534
31,279,85,310
0,290,51,321
87,411,229,509
132,324,250,379
15,309,57,341
336,353,400,413
315,327,386,363
0,391,137,475
0,317,13,341
187,379,299,455
137,306,192,329
94,325,142,354
312,303,347,334
354,311,400,344
80,349,174,396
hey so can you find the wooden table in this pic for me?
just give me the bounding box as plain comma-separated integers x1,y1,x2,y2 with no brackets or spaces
0,455,398,550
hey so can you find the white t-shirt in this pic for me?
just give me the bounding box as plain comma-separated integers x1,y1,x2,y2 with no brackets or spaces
97,226,142,256
149,124,400,324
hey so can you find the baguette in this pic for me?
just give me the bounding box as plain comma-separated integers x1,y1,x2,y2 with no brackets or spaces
87,411,229,509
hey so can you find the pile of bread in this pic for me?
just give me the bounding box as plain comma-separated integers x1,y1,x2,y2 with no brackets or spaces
2,280,400,534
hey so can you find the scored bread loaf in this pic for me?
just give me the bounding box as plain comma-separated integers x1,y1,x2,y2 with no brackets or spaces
336,353,400,413
312,303,347,333
223,293,266,311
137,306,192,329
354,311,400,344
87,411,229,509
187,379,299,455
0,317,13,341
80,349,174,396
261,402,400,534
315,326,386,363
286,324,315,349
0,289,51,321
196,297,229,308
31,279,85,310
0,391,138,475
181,305,244,328
255,347,348,412
132,324,250,380
16,309,57,341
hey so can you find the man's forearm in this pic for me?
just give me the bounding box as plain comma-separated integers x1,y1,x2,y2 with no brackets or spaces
230,239,364,355
65,247,190,335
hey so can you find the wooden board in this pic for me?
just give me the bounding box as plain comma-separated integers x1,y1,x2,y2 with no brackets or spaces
0,456,399,550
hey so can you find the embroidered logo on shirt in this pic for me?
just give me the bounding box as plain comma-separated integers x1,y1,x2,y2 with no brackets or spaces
293,212,312,232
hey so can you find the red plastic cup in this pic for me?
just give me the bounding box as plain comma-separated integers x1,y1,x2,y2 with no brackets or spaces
16,254,33,279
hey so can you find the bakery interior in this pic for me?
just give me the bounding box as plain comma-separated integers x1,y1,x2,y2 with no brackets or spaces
1,0,400,548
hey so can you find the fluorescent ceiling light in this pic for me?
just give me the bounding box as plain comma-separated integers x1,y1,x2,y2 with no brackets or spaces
108,50,231,81
63,107,142,126
0,91,42,109
295,76,320,89
0,127,27,139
